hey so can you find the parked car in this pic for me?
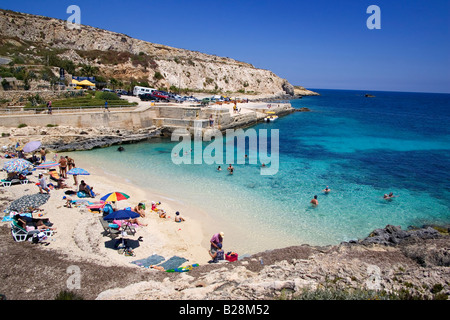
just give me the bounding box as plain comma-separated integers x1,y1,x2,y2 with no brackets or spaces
102,88,114,93
184,96,199,102
151,91,169,101
115,89,128,95
139,93,158,101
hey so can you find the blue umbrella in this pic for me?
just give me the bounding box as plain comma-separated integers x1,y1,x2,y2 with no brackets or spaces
103,209,139,221
67,168,90,175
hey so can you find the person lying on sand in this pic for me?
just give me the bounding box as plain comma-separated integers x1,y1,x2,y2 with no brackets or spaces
14,214,56,231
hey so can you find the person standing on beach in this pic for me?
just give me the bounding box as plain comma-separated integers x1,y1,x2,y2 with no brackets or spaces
66,156,75,171
209,114,214,127
59,156,68,179
104,100,110,112
39,148,46,163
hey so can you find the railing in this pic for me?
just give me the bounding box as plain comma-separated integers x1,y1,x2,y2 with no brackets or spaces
0,105,138,115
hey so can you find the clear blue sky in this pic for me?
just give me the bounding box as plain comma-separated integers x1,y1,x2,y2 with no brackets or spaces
1,0,449,93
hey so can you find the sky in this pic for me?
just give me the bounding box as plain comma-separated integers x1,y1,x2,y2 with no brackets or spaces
1,0,449,93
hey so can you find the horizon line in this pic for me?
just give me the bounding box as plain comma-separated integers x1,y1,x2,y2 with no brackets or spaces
301,87,450,95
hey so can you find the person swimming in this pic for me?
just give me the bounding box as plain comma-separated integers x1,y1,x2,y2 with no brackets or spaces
310,195,318,206
323,186,331,193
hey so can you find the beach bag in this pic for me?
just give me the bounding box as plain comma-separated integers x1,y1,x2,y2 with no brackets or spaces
225,252,238,262
77,191,86,198
102,204,113,215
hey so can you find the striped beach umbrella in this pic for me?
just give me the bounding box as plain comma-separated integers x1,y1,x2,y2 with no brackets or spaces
2,159,33,173
35,161,60,169
100,192,130,202
67,168,90,176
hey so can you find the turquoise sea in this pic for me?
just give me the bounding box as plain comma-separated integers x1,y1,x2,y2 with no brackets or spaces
70,89,450,254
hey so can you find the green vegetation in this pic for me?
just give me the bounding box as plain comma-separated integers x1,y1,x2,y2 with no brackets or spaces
18,123,27,128
54,290,84,300
24,92,137,110
154,72,164,80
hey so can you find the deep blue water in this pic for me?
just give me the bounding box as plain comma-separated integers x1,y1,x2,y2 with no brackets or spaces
70,89,450,254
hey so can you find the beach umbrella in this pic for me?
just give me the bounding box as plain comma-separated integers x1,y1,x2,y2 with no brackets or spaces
67,168,90,176
103,209,139,221
35,161,60,169
22,141,41,153
100,192,130,202
2,159,33,173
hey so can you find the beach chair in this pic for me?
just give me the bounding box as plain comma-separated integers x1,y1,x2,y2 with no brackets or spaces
99,217,121,239
1,178,29,187
119,221,137,237
10,220,53,242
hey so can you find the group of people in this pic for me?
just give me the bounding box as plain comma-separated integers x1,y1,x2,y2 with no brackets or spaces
58,155,76,181
309,186,397,207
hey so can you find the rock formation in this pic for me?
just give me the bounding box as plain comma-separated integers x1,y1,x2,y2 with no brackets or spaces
0,9,314,97
95,225,449,300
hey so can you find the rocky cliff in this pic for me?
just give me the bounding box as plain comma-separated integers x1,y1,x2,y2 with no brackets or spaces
0,9,305,96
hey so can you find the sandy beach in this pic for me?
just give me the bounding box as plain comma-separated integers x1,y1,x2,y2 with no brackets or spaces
0,154,215,269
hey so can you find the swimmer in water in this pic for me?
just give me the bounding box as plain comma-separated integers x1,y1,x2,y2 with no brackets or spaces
310,195,318,206
217,166,222,171
323,186,331,193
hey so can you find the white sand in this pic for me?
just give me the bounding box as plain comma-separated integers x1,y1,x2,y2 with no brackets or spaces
0,156,214,269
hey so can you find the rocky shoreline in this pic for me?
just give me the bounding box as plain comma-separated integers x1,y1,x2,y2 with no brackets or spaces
0,215,448,300
0,125,164,152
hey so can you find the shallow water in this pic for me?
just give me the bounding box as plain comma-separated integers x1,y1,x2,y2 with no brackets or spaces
68,89,450,254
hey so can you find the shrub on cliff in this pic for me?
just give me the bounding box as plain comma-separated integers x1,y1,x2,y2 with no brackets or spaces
95,91,120,101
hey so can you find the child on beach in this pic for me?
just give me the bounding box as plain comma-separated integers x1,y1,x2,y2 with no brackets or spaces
174,211,185,223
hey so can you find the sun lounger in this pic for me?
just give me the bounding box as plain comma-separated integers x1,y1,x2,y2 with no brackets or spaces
10,220,53,242
1,179,29,187
99,217,121,239
113,220,137,236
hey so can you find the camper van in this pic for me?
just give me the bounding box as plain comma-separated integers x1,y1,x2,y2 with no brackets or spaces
133,86,156,96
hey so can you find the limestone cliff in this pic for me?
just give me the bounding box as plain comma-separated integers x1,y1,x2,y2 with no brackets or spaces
0,9,308,96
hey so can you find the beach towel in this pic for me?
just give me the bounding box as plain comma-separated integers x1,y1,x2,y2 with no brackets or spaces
113,220,139,228
2,212,31,222
166,264,199,273
131,254,165,268
157,256,188,271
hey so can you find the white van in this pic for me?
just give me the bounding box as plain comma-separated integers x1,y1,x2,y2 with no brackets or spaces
133,86,156,96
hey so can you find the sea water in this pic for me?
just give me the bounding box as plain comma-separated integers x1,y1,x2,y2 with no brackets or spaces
69,90,450,254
